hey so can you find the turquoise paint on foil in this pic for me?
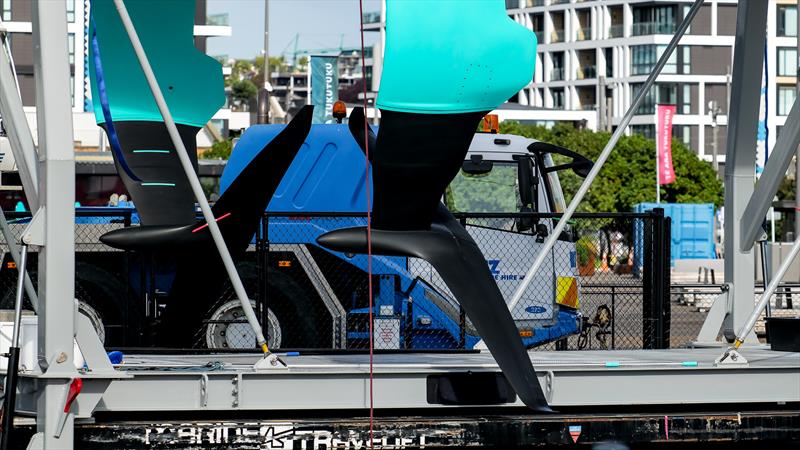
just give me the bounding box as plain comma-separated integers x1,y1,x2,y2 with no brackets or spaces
88,0,224,127
377,0,537,114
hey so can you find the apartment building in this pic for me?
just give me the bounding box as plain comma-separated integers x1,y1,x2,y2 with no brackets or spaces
505,0,797,168
364,1,796,168
0,0,232,149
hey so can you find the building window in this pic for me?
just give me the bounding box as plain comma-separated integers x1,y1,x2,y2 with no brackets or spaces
66,0,75,22
632,5,677,35
631,45,684,76
778,48,797,77
631,124,655,139
681,5,692,34
1,1,11,21
778,5,797,37
551,51,565,81
680,84,691,114
68,34,75,65
632,45,657,75
632,83,676,115
778,85,796,116
680,125,692,147
552,88,565,109
681,46,691,74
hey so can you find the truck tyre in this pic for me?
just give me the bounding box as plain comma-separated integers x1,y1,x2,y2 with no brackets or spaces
74,262,127,345
202,262,330,349
266,266,331,349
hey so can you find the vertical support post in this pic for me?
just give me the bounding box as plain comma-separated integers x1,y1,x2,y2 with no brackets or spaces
642,211,654,349
31,0,78,447
661,215,672,348
257,0,270,124
722,0,768,342
650,208,668,349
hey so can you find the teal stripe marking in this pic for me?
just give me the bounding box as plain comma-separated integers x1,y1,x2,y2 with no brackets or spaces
133,149,170,154
604,361,620,368
681,361,698,367
141,182,176,187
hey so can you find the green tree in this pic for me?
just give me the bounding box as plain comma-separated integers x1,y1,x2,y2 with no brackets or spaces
498,121,723,212
201,139,233,160
296,56,309,72
230,79,258,107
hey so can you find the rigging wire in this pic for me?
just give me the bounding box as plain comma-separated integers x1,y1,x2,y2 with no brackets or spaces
357,1,375,447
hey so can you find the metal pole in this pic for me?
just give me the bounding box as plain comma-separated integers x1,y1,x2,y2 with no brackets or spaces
656,119,661,204
759,238,772,317
31,0,78,445
0,245,26,450
710,100,719,175
112,0,269,351
9,246,26,351
507,0,704,312
257,0,270,124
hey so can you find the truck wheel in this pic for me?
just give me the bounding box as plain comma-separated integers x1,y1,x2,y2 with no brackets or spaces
201,262,332,349
74,262,126,346
205,299,282,349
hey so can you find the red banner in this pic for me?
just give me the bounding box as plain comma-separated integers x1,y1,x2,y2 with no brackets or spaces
657,104,676,184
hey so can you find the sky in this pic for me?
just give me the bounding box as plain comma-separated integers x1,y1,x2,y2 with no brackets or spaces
206,0,381,60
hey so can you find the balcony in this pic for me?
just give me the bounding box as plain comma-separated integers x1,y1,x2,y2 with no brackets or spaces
362,11,381,24
196,13,232,37
525,0,545,6
534,31,544,42
608,24,624,38
577,65,596,79
581,104,598,111
632,21,677,36
576,26,592,40
551,0,570,4
206,13,229,26
550,67,565,81
550,29,565,43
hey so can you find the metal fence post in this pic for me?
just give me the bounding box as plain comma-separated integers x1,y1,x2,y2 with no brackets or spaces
649,208,671,349
611,285,616,349
660,215,672,348
642,212,655,349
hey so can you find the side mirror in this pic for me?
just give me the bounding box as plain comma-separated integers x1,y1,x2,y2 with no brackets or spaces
515,155,537,232
462,154,493,175
517,156,534,206
527,141,594,178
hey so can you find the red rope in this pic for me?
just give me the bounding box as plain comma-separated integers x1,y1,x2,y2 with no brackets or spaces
357,1,375,448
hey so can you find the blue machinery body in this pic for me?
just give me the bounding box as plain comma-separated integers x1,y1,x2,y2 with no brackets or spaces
219,123,580,349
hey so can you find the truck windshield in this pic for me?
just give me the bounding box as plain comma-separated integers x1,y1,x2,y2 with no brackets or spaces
444,162,520,213
543,154,567,213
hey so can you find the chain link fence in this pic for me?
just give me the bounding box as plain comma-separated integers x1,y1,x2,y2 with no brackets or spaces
0,209,135,345
254,210,675,351
671,282,800,343
11,208,777,352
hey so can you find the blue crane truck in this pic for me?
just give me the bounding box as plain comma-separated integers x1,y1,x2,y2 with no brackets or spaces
0,123,588,351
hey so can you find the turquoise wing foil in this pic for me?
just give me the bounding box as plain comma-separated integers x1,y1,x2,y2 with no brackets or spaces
376,0,537,114
88,0,224,127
